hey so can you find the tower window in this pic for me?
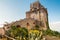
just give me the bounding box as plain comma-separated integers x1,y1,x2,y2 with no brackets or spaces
27,23,29,26
33,22,35,24
16,25,21,28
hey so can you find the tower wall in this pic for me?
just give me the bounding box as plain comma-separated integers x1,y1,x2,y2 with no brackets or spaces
26,1,49,30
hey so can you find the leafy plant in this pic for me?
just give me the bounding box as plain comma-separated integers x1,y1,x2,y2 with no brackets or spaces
5,26,28,40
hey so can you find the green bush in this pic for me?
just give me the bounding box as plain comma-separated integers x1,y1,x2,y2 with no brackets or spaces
5,26,28,40
43,29,60,37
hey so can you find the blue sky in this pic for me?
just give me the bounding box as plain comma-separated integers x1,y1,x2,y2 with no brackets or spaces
0,0,60,32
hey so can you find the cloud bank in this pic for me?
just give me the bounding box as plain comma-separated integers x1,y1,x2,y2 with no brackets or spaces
49,21,60,32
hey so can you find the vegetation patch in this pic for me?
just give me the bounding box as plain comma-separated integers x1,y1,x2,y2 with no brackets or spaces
42,29,60,38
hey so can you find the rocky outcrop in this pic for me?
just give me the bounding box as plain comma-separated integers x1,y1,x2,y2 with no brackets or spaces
43,35,60,40
0,28,5,35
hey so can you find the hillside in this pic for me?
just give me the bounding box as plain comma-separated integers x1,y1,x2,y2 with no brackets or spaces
42,29,60,40
43,35,60,40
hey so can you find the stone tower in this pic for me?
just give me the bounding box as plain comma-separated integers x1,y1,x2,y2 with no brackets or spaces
3,1,49,31
26,1,49,30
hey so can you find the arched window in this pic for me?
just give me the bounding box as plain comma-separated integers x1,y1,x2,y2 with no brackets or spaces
27,23,29,26
33,22,35,24
16,25,21,28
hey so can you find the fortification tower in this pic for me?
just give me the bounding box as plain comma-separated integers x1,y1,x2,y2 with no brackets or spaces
26,1,49,30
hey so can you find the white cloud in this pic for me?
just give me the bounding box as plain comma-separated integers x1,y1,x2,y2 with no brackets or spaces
49,21,60,32
0,24,4,28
